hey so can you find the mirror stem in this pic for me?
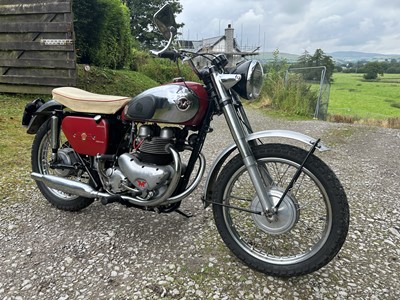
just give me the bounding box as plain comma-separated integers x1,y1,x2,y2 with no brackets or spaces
150,34,174,56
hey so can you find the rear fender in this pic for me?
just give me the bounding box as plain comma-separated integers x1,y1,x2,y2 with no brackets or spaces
26,100,63,134
203,130,329,208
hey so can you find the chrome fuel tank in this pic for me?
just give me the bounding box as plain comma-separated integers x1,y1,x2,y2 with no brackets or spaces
123,82,208,126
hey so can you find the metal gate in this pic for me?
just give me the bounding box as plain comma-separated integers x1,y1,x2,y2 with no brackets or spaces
285,66,331,120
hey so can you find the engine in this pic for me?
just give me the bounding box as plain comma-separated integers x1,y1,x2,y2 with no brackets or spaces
101,124,187,199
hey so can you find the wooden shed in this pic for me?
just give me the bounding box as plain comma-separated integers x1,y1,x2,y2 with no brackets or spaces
0,0,76,94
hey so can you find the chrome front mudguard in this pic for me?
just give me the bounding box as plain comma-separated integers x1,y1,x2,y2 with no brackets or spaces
203,130,329,208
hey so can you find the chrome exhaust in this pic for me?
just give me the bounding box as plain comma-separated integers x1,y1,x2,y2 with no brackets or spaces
31,146,183,207
31,173,110,198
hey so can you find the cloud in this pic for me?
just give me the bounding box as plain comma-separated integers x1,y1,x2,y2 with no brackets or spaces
177,0,400,54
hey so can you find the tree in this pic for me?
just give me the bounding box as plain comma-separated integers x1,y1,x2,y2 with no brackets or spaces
92,0,133,69
123,0,183,48
294,49,334,82
73,0,102,64
297,50,312,67
363,62,384,80
73,0,133,69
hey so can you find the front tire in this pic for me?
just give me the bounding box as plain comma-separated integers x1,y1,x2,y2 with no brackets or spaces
31,119,94,211
212,144,349,277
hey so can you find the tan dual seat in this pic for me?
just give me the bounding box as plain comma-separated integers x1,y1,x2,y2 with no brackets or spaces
52,87,130,114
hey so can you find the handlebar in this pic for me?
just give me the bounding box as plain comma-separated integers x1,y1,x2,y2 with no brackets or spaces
157,50,180,61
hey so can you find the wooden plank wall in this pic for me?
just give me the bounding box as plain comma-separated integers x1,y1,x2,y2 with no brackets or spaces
0,0,76,94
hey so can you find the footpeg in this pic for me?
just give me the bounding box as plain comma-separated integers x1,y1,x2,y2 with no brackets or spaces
175,209,193,218
100,195,122,205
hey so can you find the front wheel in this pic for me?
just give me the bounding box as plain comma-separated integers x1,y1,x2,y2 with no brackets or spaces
212,144,349,277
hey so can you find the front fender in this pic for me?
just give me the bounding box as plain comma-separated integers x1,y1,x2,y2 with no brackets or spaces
26,100,63,134
202,130,329,207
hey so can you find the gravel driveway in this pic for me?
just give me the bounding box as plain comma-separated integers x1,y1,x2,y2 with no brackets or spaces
1,107,399,299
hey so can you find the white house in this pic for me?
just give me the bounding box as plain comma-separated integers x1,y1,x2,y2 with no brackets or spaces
177,24,259,68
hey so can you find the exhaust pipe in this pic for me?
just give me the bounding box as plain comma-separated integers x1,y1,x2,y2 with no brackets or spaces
31,146,182,206
31,173,110,198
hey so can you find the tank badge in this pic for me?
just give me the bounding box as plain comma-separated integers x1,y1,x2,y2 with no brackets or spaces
175,97,192,111
81,132,87,141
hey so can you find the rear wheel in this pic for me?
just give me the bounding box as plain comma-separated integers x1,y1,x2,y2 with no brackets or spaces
31,119,94,211
212,144,349,277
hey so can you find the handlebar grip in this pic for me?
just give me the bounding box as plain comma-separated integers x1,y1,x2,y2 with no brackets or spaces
158,50,179,61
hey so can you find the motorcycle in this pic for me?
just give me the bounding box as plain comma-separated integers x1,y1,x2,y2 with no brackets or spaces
23,4,349,277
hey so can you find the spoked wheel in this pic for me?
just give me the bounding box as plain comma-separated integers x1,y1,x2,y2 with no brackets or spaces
212,144,349,277
31,119,94,211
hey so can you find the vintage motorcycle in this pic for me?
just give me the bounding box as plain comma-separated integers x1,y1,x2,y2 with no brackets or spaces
23,4,349,277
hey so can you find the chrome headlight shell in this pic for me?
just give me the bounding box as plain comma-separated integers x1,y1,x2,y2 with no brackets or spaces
232,60,264,100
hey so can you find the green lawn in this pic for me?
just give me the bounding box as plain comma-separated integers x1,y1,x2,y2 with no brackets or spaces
329,73,400,119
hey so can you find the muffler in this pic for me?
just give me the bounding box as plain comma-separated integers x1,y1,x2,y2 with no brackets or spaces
31,173,109,198
31,146,182,207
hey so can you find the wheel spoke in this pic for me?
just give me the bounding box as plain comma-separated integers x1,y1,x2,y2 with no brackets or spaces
212,144,348,276
221,156,331,263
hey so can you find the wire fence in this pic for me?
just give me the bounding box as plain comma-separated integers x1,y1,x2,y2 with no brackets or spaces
285,66,331,120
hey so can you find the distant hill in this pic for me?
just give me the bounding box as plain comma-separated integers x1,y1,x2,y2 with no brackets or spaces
328,51,400,63
254,52,299,64
254,51,400,64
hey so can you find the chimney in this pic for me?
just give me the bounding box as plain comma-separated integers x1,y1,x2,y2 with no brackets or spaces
225,24,234,53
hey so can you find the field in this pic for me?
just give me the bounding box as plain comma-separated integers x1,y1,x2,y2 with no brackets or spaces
329,73,400,120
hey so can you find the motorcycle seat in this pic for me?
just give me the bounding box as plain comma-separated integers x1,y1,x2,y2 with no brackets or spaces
52,87,131,114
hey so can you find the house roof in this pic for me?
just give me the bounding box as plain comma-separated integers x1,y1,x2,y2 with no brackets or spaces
178,36,242,53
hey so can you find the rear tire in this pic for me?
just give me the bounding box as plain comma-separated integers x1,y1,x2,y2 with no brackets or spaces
31,119,94,211
212,144,349,277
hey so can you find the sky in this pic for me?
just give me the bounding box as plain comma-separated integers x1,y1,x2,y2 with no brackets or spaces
176,0,400,54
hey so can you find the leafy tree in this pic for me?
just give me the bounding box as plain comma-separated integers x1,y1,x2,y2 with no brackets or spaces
297,50,312,67
73,0,133,69
363,62,384,80
294,49,334,82
92,0,133,69
122,0,183,48
73,0,102,64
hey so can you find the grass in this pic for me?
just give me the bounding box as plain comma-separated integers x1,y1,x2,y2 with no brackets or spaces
329,73,400,123
76,64,158,96
0,93,36,203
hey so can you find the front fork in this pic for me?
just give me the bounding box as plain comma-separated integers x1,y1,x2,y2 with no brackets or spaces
222,102,276,215
210,72,275,215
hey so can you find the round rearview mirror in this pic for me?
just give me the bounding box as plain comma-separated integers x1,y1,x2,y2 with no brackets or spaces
154,4,177,40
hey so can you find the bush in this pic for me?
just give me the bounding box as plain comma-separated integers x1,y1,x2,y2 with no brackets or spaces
260,50,318,117
73,0,133,69
73,0,101,64
129,49,198,84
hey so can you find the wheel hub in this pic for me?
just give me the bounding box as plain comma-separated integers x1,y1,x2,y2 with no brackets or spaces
251,188,300,235
53,148,77,177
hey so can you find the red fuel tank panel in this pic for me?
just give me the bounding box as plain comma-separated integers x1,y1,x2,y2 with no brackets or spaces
61,116,108,156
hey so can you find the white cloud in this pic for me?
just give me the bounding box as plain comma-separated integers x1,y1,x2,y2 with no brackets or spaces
177,0,400,54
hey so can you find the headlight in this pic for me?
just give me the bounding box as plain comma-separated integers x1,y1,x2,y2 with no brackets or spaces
232,60,264,100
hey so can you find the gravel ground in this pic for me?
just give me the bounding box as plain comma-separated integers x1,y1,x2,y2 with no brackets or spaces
1,107,399,300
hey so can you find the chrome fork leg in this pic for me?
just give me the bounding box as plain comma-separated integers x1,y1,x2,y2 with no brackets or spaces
222,103,275,214
236,103,275,186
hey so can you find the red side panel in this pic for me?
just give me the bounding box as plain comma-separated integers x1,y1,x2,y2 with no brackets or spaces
61,116,108,156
